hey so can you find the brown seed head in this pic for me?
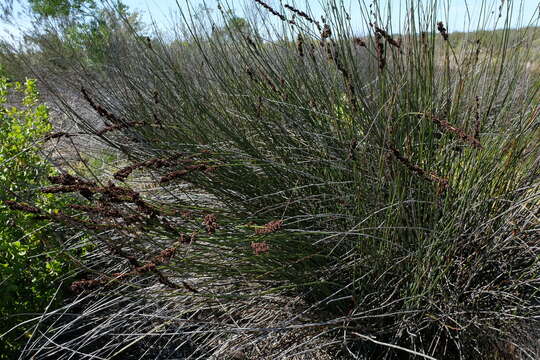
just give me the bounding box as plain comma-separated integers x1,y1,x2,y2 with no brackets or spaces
135,262,157,274
321,24,332,39
203,214,219,234
353,37,366,47
251,242,269,255
255,220,284,235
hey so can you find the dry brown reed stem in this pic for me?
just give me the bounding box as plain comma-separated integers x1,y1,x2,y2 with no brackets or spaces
43,131,79,141
255,219,284,235
155,247,176,263
114,158,172,181
110,246,141,267
82,87,145,135
96,121,144,136
71,279,107,293
9,184,184,293
42,184,98,199
101,182,162,218
375,32,386,70
437,21,449,41
68,204,123,218
159,169,189,183
159,163,213,183
74,183,172,229
179,232,197,244
3,200,127,229
253,0,295,25
135,254,194,294
251,241,269,255
114,165,138,182
43,180,160,219
429,114,483,149
52,211,123,230
388,145,449,191
70,279,105,293
70,246,179,293
135,262,156,273
20,185,148,230
3,200,44,214
81,87,119,125
374,26,401,48
98,185,134,203
49,173,96,187
284,4,321,30
134,198,160,217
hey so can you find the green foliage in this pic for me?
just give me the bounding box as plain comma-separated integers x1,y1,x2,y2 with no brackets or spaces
0,63,7,78
64,4,144,65
212,13,257,42
16,1,143,68
0,77,73,358
28,0,96,18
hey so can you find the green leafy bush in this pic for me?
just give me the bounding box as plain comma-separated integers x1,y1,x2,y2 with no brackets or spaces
0,77,74,358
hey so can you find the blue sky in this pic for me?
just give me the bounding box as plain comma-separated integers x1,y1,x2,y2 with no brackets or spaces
123,0,540,33
2,0,539,40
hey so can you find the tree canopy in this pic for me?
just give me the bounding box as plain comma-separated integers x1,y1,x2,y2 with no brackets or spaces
27,0,96,17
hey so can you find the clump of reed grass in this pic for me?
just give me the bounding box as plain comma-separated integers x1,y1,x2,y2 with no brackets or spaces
9,0,540,359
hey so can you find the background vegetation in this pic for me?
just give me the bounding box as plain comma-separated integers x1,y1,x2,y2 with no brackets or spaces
0,77,82,359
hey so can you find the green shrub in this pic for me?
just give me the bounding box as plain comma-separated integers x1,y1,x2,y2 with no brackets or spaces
0,77,75,358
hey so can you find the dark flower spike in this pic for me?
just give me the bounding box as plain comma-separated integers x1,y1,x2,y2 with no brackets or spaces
3,200,43,214
388,145,449,192
253,0,295,25
284,4,321,30
430,115,483,149
374,26,401,48
321,24,332,39
375,32,386,70
437,21,449,40
255,220,284,235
